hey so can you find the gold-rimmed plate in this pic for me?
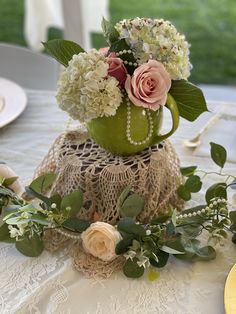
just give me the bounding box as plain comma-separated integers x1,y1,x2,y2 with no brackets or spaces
224,263,236,314
0,77,27,128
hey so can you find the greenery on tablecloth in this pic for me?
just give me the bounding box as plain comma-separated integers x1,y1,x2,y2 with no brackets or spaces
0,0,236,84
0,142,236,279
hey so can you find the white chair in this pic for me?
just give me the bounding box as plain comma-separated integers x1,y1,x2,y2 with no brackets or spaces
0,43,60,90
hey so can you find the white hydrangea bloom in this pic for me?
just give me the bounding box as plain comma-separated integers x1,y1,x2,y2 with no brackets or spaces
56,49,122,122
115,18,192,80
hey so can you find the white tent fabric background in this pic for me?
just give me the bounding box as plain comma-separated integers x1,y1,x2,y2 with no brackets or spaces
24,0,109,51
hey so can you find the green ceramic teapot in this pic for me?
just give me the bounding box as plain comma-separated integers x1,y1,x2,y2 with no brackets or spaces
87,94,179,156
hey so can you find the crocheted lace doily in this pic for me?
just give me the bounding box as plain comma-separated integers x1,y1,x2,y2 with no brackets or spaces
35,128,184,278
35,128,183,224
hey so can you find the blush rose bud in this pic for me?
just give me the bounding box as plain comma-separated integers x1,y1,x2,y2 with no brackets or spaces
125,60,171,111
106,54,128,88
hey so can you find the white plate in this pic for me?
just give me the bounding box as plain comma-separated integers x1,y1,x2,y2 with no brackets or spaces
0,77,27,128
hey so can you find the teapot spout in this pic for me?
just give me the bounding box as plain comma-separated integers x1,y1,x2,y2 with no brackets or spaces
151,94,180,144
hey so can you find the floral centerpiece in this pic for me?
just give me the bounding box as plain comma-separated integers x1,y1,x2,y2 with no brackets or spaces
44,17,208,155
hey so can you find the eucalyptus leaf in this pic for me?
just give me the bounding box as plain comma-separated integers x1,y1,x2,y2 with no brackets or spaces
0,187,15,197
2,205,21,219
101,17,120,45
120,193,144,218
3,176,18,187
177,184,191,201
185,175,202,193
61,189,83,217
180,166,197,177
43,39,85,67
62,217,90,232
0,223,15,243
192,245,216,261
169,80,208,121
160,239,185,255
150,250,169,268
31,214,50,226
115,237,133,255
117,218,146,236
25,186,51,205
123,257,144,278
29,173,57,194
116,187,130,211
231,233,236,244
205,182,227,204
15,233,43,257
210,142,227,168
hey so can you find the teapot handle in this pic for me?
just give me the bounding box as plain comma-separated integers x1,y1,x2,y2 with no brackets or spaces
154,93,179,142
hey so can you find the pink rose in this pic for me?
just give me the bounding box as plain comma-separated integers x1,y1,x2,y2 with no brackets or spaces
125,60,171,111
99,47,109,56
106,55,128,87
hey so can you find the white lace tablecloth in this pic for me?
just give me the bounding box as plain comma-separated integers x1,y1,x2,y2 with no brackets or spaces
0,90,236,314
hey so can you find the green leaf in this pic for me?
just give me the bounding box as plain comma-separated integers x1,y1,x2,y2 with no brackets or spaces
123,257,144,278
0,186,15,197
116,187,130,211
229,211,236,231
62,217,90,232
150,250,169,268
101,17,120,45
43,39,85,67
29,173,57,194
120,193,144,218
160,239,185,255
3,176,18,187
115,237,133,255
192,245,216,261
185,175,202,193
61,189,83,217
0,223,15,243
210,142,227,168
180,166,197,177
15,233,44,257
169,80,208,121
177,184,191,201
25,186,51,206
31,214,51,226
232,233,236,244
117,218,146,236
205,182,227,204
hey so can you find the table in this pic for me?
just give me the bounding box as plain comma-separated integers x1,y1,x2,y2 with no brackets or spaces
0,90,236,314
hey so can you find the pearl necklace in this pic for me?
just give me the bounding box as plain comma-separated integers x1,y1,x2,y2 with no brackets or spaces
176,198,235,220
126,99,154,146
116,49,138,66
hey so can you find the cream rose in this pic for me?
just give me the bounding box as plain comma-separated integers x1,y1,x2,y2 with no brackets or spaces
81,221,122,262
125,60,171,111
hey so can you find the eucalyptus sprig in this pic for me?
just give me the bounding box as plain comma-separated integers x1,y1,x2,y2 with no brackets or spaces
0,173,89,257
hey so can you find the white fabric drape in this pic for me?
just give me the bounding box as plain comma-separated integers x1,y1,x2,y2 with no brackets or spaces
24,0,109,51
24,0,64,51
